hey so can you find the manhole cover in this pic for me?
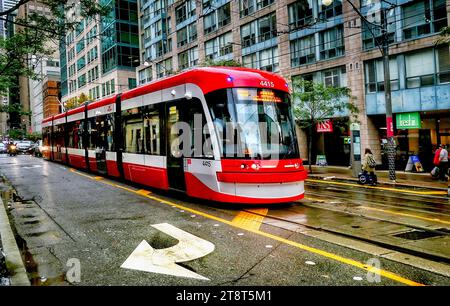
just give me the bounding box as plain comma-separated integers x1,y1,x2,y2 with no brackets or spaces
393,230,442,240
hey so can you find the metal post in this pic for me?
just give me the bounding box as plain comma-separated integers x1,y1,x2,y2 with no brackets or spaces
381,7,396,182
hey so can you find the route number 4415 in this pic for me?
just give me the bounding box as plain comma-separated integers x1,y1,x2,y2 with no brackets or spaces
260,80,274,87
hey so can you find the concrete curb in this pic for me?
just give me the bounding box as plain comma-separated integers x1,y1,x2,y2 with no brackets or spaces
0,196,30,286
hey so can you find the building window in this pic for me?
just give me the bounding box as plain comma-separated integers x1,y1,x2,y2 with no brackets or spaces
403,0,431,39
240,0,274,18
288,0,313,31
157,57,172,78
177,22,197,48
318,0,342,20
401,0,447,40
203,11,217,34
75,21,84,37
128,78,137,89
175,0,196,25
77,56,86,71
177,27,188,47
362,9,396,50
139,66,153,85
205,38,218,60
258,13,276,42
205,31,233,60
217,3,231,27
290,34,315,67
319,25,344,60
203,3,230,34
436,45,450,84
405,49,435,88
178,47,198,70
219,31,233,56
364,58,399,93
241,13,276,48
76,39,85,54
242,47,278,72
242,53,257,68
78,74,86,88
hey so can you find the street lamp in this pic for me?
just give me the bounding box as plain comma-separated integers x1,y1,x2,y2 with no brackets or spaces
322,0,397,182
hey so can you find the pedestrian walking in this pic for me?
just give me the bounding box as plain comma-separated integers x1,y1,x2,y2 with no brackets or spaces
434,145,442,167
361,148,377,185
439,145,448,181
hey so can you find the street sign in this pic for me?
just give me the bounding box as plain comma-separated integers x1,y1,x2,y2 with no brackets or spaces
405,155,424,173
121,223,215,280
316,119,333,133
396,112,421,129
316,155,328,166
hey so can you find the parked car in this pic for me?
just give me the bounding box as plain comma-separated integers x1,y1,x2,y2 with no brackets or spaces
15,140,33,153
29,140,43,157
0,143,6,153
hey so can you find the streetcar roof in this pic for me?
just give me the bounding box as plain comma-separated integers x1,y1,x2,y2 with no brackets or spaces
42,67,289,123
121,67,289,101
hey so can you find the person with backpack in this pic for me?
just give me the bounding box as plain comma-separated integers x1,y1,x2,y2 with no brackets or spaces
362,148,377,183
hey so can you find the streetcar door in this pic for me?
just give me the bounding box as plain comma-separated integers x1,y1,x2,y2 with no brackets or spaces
166,102,186,191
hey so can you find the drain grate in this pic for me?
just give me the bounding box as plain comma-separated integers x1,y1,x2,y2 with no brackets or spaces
393,230,442,240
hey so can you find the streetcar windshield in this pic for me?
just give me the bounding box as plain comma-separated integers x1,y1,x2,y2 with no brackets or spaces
206,88,299,160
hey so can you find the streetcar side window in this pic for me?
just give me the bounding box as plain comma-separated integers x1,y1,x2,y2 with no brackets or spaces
43,127,51,147
87,114,114,151
67,120,84,149
143,104,162,155
122,107,145,154
185,98,213,159
53,124,65,147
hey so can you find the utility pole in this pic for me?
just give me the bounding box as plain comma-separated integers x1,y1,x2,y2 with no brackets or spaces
381,6,396,182
335,0,397,181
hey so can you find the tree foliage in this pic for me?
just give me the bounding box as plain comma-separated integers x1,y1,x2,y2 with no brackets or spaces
437,26,450,45
291,79,358,172
0,102,31,116
201,59,242,67
0,0,108,96
64,92,90,110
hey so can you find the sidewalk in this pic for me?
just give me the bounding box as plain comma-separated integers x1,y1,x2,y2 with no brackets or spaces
307,165,448,192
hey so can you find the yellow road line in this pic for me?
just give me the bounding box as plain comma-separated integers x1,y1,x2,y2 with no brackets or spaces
136,189,152,196
232,208,268,231
305,196,325,202
307,179,447,196
362,206,450,225
69,168,424,286
94,176,104,180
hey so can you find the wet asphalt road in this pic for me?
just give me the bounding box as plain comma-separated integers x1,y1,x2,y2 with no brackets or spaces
0,154,449,286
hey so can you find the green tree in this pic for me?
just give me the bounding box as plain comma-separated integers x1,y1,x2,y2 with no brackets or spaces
0,103,31,116
201,59,242,67
292,79,358,173
437,26,450,45
65,92,91,110
0,1,107,96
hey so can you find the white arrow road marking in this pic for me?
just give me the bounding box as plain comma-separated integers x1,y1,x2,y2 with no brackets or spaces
121,223,215,280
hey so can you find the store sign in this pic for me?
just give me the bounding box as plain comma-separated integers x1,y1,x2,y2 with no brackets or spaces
396,112,421,129
316,119,333,133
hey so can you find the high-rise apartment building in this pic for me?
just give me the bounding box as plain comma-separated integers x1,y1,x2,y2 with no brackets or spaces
136,0,450,171
60,0,140,106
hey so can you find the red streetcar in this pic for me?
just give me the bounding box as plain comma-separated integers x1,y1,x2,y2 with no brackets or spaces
42,67,307,204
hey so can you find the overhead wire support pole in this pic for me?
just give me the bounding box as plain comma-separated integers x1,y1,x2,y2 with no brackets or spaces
343,0,398,182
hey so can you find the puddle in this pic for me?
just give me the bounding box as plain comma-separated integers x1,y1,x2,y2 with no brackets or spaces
393,230,443,240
